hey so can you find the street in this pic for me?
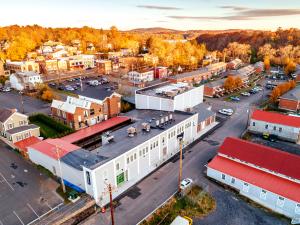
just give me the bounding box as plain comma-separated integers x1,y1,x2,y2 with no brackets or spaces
81,81,288,225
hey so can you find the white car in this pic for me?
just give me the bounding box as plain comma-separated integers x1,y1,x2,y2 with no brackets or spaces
241,92,250,96
65,85,74,91
180,178,193,190
218,108,233,116
2,87,11,92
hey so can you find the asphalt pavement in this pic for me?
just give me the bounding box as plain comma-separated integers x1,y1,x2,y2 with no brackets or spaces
81,79,288,225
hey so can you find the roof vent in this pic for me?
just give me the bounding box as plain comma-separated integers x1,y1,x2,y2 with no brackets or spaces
142,123,151,132
127,127,137,137
102,131,114,145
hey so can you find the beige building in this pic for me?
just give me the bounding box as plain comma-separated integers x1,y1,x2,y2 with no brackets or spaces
0,108,40,143
6,60,40,73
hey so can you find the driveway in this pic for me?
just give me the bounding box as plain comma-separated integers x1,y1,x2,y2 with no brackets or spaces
0,141,63,225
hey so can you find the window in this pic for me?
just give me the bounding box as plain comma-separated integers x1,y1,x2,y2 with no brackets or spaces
127,157,130,164
86,171,91,185
130,155,133,162
265,124,268,129
231,178,235,184
252,122,255,126
295,204,300,214
277,196,285,207
260,189,267,200
134,153,137,160
221,174,226,180
273,126,276,131
90,108,95,115
116,163,120,170
243,182,249,192
279,127,282,132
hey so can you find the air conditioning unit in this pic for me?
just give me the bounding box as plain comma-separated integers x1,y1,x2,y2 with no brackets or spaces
142,122,150,132
127,127,137,137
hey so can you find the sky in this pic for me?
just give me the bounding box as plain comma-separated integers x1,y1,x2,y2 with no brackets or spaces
0,0,300,30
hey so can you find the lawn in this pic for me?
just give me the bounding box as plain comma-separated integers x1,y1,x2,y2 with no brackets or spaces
141,185,216,225
29,113,74,138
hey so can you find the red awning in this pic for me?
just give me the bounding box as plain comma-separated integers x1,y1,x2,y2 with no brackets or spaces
208,155,300,203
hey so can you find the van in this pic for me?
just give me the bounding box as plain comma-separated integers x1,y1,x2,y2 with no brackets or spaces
170,216,193,225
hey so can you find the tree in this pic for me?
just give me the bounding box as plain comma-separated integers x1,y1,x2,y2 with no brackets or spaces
264,56,271,71
234,77,243,88
284,59,296,75
41,90,54,102
224,76,235,91
270,87,281,103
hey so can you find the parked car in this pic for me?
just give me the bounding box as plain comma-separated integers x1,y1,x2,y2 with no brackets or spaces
65,85,75,91
230,96,240,101
180,178,193,190
49,82,56,86
241,92,250,96
2,87,11,92
249,89,258,94
218,108,233,116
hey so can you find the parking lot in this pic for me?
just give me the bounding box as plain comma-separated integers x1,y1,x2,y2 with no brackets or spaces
0,141,63,225
50,77,117,100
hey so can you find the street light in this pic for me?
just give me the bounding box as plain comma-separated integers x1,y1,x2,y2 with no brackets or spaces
177,132,184,193
103,179,115,225
55,145,66,193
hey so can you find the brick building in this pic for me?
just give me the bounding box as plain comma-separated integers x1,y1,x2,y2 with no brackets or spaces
168,68,212,84
204,79,225,97
278,86,300,112
51,94,121,130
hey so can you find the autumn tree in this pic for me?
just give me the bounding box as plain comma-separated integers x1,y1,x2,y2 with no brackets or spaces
41,90,54,102
224,76,236,91
270,87,281,103
234,77,243,88
284,59,296,75
264,56,271,71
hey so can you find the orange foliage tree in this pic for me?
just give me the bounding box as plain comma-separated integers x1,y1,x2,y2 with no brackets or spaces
224,76,236,91
269,80,296,103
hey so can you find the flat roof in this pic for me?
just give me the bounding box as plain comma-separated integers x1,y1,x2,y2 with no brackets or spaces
192,103,215,122
204,79,225,88
6,124,39,135
208,155,300,203
15,136,42,153
87,109,194,169
170,68,210,80
61,116,131,143
280,86,300,101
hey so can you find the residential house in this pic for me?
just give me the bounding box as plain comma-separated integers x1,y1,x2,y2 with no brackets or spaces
204,79,225,97
278,86,300,112
10,71,42,91
227,58,242,70
248,110,300,143
0,108,40,143
207,137,300,219
6,60,40,74
154,67,168,79
128,69,154,83
51,49,68,59
51,93,121,130
207,62,227,76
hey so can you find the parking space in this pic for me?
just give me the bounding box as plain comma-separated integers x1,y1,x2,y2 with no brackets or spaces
0,141,63,225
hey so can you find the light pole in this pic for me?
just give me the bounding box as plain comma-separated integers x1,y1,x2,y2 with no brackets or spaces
55,145,66,193
103,179,115,225
177,133,184,193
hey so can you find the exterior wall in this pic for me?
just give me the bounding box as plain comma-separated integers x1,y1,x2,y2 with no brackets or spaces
105,95,121,118
28,148,85,191
279,98,300,112
207,167,300,219
168,72,212,84
10,73,42,91
97,61,112,74
7,127,40,143
84,114,200,206
128,71,154,82
2,113,28,133
6,61,40,73
248,119,300,143
154,67,168,79
204,86,216,97
174,86,204,111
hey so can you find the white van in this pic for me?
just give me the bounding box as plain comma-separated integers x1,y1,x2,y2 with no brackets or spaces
170,216,193,225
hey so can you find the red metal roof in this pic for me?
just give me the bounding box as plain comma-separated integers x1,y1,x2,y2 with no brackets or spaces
219,137,300,180
251,110,300,128
208,156,300,203
28,138,80,160
61,116,130,143
15,136,42,153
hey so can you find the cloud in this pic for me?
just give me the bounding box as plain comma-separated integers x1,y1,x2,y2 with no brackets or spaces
137,5,182,10
219,6,249,11
168,8,300,21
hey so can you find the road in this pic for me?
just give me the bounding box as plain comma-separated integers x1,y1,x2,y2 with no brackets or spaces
0,91,50,115
81,82,288,225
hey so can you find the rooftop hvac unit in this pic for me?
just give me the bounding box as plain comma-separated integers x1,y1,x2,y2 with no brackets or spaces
156,120,160,126
169,114,173,121
160,117,164,124
102,132,114,145
165,116,169,123
142,122,151,132
165,90,177,97
127,127,137,137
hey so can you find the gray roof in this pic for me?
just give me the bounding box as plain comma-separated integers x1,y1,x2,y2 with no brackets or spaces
6,124,39,135
86,109,194,169
204,79,225,88
171,68,210,80
281,86,300,101
192,103,216,123
61,149,108,171
0,108,15,123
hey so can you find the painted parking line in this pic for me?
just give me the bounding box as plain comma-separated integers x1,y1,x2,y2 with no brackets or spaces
45,201,52,210
13,211,25,225
0,219,3,225
0,172,14,191
27,203,39,218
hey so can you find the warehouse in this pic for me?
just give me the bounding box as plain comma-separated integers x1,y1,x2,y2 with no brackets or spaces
207,137,300,219
248,110,300,143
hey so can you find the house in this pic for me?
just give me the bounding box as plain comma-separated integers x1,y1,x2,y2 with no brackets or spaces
96,60,112,75
86,43,95,52
227,58,242,70
128,69,154,83
51,93,121,130
0,61,4,76
10,71,42,91
168,68,212,84
135,82,204,112
204,79,225,98
51,49,68,59
248,110,300,143
254,61,264,73
227,65,256,83
0,108,40,143
278,86,300,112
154,67,168,79
207,62,227,76
6,60,40,74
207,137,300,219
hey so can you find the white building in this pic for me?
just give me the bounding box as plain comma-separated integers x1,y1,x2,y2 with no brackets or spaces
128,70,154,83
248,110,300,143
10,71,42,91
135,82,204,112
207,137,300,220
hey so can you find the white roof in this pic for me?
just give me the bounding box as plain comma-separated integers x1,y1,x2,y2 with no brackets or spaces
6,61,25,66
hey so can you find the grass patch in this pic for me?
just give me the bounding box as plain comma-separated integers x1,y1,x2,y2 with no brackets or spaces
53,89,78,97
141,185,216,225
56,186,72,204
29,113,74,138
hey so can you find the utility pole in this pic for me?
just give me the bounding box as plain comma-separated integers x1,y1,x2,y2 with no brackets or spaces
55,145,66,193
108,184,115,225
177,133,184,193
